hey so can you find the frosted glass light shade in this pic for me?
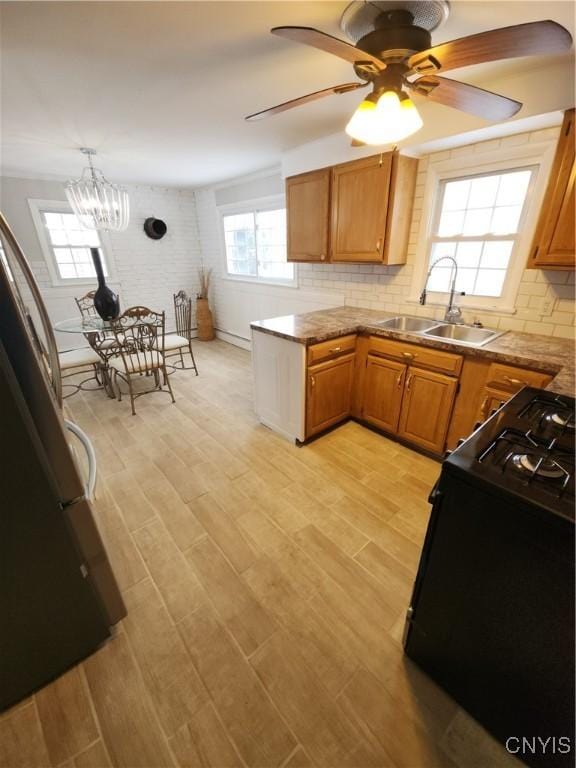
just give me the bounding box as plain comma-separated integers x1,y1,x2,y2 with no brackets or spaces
345,90,423,146
65,166,129,232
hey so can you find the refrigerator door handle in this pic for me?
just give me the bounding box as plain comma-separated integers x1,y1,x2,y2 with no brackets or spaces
64,419,97,500
0,212,62,406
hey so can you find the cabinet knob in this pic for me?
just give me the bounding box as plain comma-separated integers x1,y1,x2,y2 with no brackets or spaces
375,238,383,253
320,254,326,261
401,351,415,360
406,374,413,391
329,346,342,354
396,371,403,388
310,375,316,389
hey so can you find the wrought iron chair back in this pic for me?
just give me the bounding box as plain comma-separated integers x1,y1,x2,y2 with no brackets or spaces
174,290,192,340
108,306,175,415
75,290,98,317
110,306,165,372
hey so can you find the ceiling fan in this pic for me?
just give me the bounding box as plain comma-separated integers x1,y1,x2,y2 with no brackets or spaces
245,1,573,145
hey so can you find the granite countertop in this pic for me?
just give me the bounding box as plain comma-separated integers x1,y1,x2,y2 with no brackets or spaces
250,306,575,397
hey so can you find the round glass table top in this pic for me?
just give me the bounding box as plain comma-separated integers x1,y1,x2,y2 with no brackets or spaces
54,317,113,334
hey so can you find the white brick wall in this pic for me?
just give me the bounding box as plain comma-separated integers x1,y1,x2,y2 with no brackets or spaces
1,177,202,348
197,127,574,343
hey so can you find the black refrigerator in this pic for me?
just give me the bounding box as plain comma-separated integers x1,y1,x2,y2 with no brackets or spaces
0,212,125,712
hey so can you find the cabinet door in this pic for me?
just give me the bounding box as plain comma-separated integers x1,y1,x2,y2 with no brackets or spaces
330,154,393,263
286,169,330,263
398,367,458,454
529,109,575,269
306,354,355,437
361,355,406,434
477,387,510,423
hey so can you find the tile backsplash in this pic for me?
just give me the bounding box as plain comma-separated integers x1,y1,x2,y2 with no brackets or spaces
297,127,574,339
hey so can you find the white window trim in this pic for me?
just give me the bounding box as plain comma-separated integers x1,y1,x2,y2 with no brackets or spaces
407,140,557,315
218,194,298,288
28,198,117,288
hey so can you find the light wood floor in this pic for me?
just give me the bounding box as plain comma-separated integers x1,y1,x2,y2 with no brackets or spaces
0,340,520,768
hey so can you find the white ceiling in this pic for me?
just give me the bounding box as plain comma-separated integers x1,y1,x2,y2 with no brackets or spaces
1,1,574,187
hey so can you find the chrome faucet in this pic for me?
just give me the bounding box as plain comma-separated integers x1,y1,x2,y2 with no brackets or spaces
419,256,466,324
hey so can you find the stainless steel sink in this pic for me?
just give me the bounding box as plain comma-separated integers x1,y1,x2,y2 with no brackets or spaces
376,316,438,332
423,324,504,347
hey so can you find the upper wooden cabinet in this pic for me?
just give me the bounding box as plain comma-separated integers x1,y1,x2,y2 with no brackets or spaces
286,151,417,265
331,154,393,263
286,169,330,263
528,109,575,270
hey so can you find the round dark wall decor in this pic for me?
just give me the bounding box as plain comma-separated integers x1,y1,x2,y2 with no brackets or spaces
144,217,167,240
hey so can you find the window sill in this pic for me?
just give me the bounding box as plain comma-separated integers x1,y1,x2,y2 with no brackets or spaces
222,275,299,289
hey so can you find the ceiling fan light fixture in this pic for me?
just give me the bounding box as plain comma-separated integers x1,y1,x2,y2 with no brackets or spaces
345,89,422,145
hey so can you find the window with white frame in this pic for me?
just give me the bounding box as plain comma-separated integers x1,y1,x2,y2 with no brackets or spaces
222,204,294,283
426,167,536,299
29,200,110,285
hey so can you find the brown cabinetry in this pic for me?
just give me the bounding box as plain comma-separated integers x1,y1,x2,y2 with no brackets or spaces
286,168,331,263
306,353,355,437
331,154,393,263
359,337,462,455
397,367,458,454
362,355,406,433
475,362,553,423
286,152,417,265
528,109,575,270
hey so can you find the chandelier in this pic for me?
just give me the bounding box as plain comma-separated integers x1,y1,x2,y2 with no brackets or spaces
65,148,129,231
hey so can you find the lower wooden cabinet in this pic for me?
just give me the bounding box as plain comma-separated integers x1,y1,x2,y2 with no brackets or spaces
306,354,355,437
397,367,459,454
477,387,510,422
362,355,406,433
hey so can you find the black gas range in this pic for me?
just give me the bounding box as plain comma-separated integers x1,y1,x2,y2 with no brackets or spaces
404,387,575,768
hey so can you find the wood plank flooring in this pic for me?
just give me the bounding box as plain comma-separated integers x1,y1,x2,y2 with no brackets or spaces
0,340,520,768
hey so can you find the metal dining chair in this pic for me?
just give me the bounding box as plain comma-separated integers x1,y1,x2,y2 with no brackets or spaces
108,306,175,415
59,346,105,399
164,290,199,375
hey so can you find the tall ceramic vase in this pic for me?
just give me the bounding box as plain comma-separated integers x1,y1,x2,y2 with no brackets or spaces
91,247,120,320
196,297,215,341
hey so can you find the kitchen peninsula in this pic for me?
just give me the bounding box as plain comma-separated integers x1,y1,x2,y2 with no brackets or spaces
251,307,574,454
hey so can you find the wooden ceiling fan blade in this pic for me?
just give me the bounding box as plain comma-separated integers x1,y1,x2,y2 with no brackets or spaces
272,26,386,70
408,20,573,75
409,76,522,121
245,82,366,122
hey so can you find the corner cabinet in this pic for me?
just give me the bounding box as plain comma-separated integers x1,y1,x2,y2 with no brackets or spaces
527,108,575,270
286,169,330,263
306,354,355,437
286,152,417,265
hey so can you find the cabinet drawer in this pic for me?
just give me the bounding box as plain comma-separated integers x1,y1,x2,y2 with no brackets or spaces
307,335,356,365
368,336,463,377
486,363,551,393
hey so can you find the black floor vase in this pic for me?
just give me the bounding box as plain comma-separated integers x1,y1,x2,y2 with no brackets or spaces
90,247,120,320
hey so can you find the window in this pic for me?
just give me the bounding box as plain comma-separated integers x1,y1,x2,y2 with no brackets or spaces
42,211,107,280
426,168,535,299
28,199,112,286
222,204,294,284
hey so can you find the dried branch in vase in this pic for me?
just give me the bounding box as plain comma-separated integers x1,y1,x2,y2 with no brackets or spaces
197,267,212,300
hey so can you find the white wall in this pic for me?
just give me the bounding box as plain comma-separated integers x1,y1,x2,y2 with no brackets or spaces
0,176,201,349
196,125,575,346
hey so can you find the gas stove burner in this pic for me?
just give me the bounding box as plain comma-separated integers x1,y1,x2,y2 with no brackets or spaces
512,453,566,480
547,412,575,430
